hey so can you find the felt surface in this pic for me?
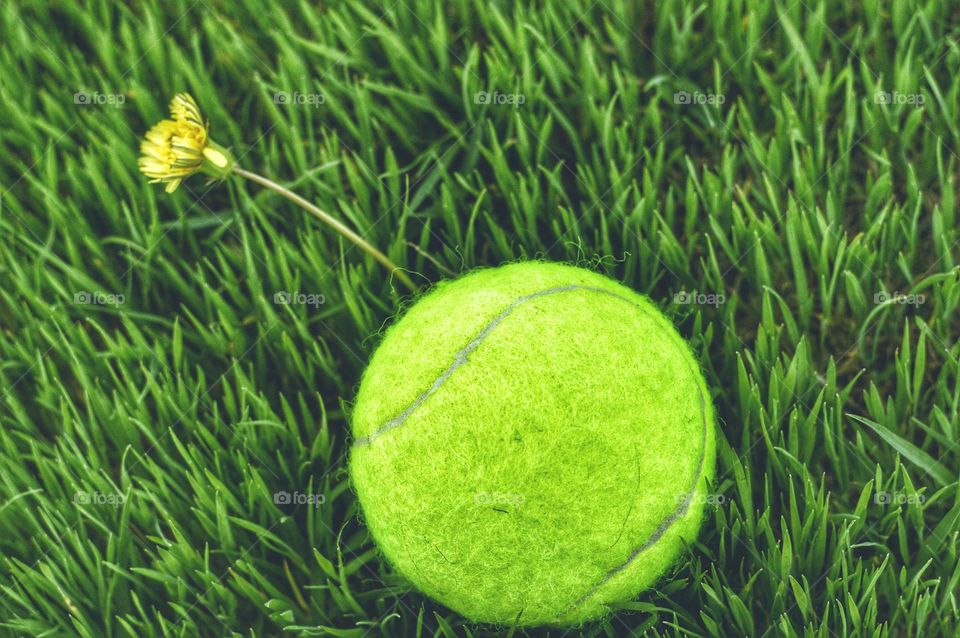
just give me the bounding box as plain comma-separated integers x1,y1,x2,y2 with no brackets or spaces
350,262,716,626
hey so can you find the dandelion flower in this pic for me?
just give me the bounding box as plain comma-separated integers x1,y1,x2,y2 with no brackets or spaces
136,92,417,291
138,93,234,193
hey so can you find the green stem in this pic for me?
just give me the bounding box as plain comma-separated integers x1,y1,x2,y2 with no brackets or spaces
232,166,417,292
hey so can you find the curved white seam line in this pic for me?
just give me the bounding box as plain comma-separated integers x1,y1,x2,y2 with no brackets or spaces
352,284,583,447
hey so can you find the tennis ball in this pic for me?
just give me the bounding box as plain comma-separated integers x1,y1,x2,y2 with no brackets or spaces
350,262,716,626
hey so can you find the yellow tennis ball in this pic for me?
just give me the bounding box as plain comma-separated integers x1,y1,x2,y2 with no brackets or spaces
350,262,716,625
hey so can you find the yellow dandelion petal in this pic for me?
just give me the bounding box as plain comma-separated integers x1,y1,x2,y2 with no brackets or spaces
169,93,203,126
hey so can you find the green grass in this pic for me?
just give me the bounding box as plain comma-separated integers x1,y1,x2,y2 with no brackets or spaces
0,0,958,636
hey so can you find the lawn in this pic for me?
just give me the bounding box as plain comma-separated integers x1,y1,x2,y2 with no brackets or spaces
0,0,958,636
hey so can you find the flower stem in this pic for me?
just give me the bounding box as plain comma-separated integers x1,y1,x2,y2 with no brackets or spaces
232,166,417,292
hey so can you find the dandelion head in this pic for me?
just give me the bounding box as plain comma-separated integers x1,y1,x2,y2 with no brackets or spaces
138,92,233,193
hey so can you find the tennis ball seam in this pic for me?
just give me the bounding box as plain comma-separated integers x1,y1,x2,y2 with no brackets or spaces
354,283,710,620
353,284,586,446
560,383,707,618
